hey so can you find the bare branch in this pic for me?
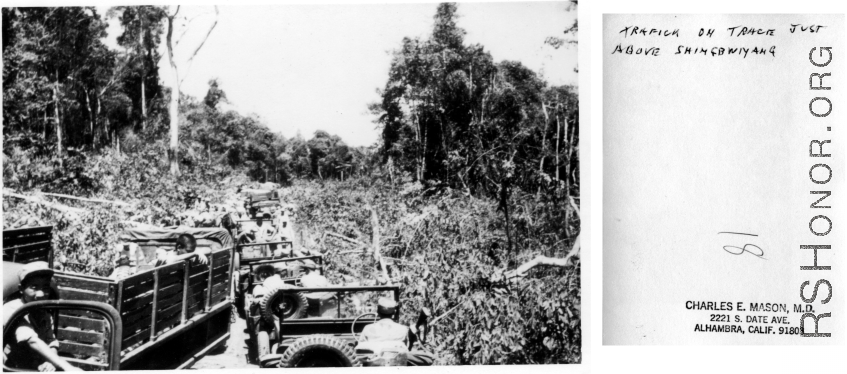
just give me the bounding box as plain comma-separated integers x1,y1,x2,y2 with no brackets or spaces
166,9,178,72
504,233,581,280
367,204,392,285
325,232,368,247
175,12,212,45
430,301,467,326
569,196,580,219
179,6,219,88
99,53,133,96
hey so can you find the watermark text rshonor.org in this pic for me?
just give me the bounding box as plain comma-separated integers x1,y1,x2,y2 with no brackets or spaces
802,45,835,338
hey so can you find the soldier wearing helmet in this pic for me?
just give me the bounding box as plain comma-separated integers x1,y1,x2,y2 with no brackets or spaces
2,262,79,371
358,298,435,366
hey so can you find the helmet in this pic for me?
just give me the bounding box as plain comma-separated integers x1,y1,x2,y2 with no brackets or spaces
18,261,54,285
376,297,397,317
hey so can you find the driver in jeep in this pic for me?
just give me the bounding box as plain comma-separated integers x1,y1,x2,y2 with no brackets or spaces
248,265,287,365
357,298,434,366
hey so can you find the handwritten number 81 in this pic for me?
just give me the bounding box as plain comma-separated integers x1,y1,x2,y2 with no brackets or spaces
722,244,765,259
718,232,767,260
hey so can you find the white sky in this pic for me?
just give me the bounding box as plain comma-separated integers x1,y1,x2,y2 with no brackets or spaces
99,2,577,147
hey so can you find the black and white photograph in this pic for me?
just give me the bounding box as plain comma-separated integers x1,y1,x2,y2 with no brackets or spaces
2,1,581,370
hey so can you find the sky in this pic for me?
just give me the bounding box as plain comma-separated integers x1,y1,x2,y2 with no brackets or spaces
100,2,577,147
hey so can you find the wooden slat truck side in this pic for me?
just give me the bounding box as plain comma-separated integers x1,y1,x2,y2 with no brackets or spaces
2,226,234,371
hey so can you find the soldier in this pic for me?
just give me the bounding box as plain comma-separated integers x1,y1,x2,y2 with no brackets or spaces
358,298,435,366
2,262,80,371
253,209,278,243
298,260,328,288
276,210,296,248
249,267,286,366
155,233,210,266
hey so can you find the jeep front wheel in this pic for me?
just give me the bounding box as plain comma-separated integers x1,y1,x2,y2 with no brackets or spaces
279,335,360,367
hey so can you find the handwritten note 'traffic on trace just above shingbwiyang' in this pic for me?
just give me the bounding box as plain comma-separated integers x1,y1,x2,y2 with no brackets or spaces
611,20,828,58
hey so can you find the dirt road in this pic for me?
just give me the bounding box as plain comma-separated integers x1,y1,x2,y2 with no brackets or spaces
192,314,256,370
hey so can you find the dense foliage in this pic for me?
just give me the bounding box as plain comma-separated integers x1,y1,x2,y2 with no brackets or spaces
373,3,578,202
3,141,241,274
284,177,580,364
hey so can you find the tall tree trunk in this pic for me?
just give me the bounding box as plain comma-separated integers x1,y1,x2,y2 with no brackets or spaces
500,177,513,261
420,114,427,181
165,5,218,175
139,10,147,132
563,113,571,237
563,104,569,188
412,103,423,182
96,95,104,144
388,155,395,185
53,72,62,159
555,105,561,182
439,115,448,181
166,10,180,175
568,114,576,182
114,120,120,155
84,89,94,145
537,101,551,198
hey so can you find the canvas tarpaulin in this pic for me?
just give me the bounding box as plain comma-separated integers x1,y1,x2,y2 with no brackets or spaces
118,227,234,249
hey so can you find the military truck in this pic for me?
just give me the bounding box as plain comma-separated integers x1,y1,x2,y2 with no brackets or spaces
2,226,235,371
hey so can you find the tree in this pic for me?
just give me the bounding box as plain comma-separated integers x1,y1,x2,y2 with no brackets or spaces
3,8,113,157
110,6,166,132
164,5,219,175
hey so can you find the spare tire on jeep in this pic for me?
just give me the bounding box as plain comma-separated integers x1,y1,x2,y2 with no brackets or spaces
260,284,308,322
279,335,360,367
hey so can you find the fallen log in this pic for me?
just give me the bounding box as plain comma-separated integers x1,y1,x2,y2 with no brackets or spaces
3,189,86,217
504,233,581,280
39,192,134,207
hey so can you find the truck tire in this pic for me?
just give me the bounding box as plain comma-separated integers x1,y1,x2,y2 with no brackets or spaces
279,335,360,367
260,284,308,323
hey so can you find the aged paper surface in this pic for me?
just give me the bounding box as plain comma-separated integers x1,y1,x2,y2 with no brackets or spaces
604,14,844,345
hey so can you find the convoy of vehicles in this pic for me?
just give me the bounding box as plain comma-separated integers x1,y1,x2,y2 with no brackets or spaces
2,188,421,370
